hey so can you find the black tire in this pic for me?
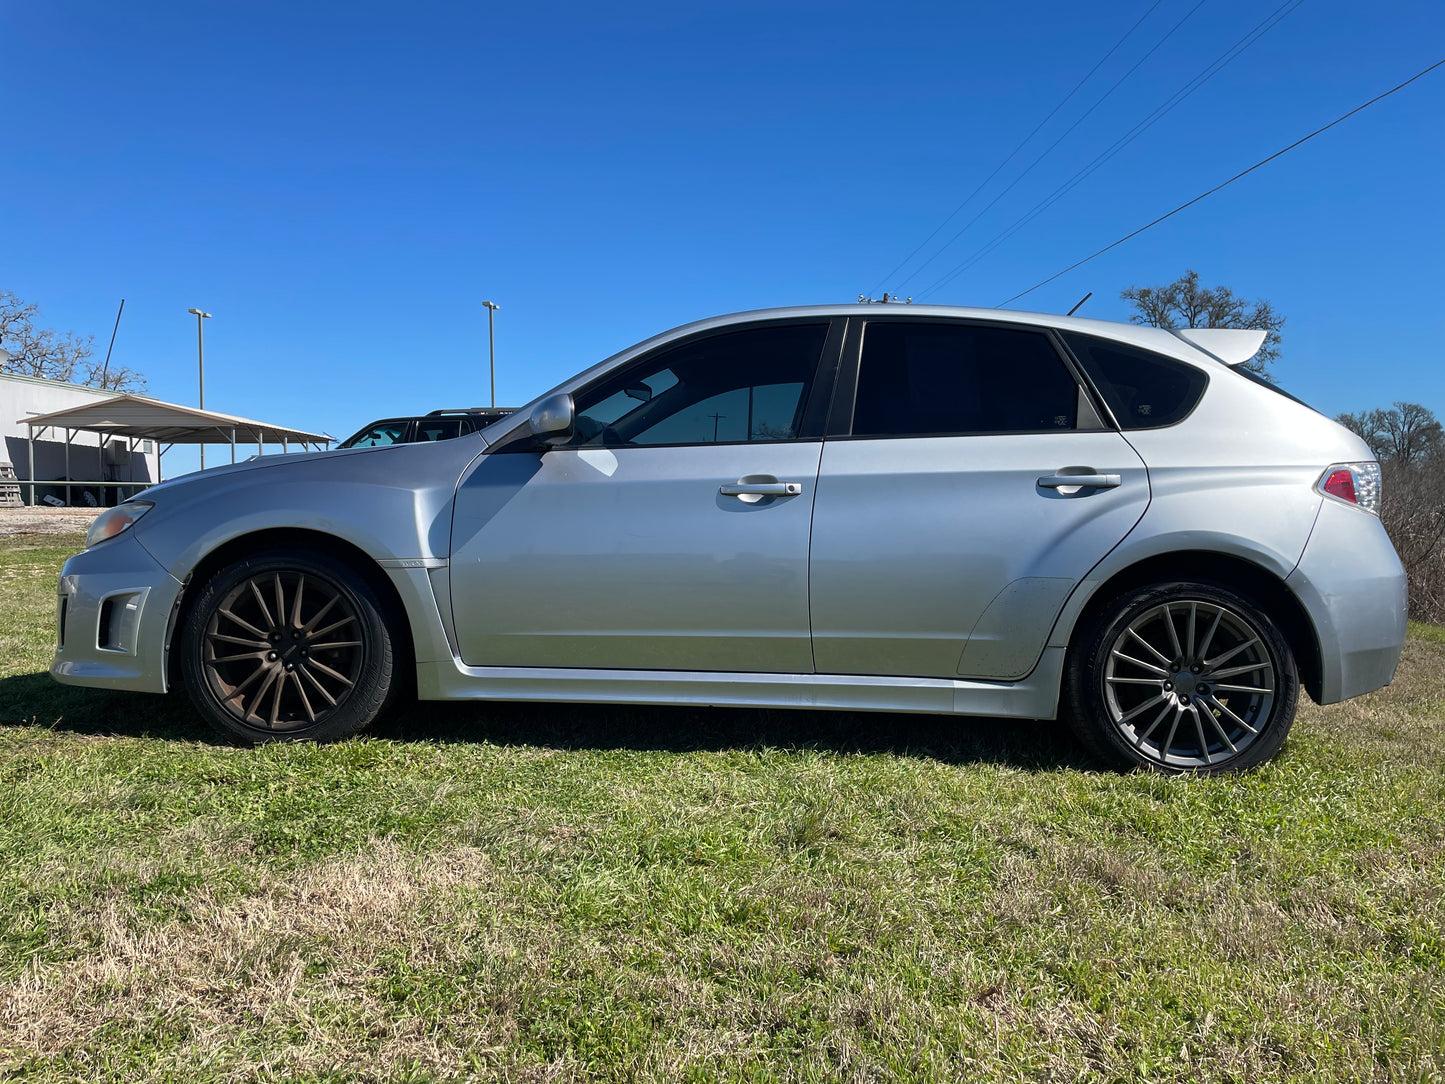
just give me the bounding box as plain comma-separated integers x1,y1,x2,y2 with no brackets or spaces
180,549,396,744
1064,581,1299,774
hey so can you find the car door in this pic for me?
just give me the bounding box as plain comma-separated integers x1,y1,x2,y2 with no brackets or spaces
809,317,1150,680
449,319,843,673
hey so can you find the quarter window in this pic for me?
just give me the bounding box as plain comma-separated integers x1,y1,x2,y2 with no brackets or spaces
1061,331,1208,429
569,324,828,447
852,323,1078,437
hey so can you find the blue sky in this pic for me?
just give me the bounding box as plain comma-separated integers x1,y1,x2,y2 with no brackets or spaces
4,1,1441,476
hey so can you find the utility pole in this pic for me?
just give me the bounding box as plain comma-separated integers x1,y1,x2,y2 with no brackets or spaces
482,300,500,407
187,309,212,468
708,412,725,442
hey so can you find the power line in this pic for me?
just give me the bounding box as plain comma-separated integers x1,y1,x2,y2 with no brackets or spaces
997,58,1445,308
892,0,1210,293
918,0,1304,300
865,0,1168,298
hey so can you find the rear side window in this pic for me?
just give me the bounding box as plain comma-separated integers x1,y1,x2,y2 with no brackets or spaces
415,418,464,442
1061,332,1207,429
852,322,1078,437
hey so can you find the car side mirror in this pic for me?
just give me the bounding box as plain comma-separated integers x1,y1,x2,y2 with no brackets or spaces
528,393,575,448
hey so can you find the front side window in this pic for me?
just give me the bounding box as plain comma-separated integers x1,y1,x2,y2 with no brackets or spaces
568,324,828,447
852,322,1078,437
1061,331,1207,429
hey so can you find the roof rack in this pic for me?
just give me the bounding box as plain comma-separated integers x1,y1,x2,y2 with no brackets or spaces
424,407,515,417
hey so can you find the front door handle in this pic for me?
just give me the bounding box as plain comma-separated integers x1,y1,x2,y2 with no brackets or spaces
720,481,803,497
1037,472,1121,490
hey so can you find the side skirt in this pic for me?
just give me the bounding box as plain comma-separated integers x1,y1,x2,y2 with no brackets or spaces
416,646,1066,720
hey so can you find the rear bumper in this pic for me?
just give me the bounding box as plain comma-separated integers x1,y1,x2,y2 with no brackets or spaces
1286,498,1408,705
50,532,182,694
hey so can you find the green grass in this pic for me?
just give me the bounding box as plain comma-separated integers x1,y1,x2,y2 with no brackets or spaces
2,530,1443,1082
1409,620,1445,645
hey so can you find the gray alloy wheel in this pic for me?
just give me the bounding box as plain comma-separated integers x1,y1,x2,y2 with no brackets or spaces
1065,581,1299,774
180,549,395,744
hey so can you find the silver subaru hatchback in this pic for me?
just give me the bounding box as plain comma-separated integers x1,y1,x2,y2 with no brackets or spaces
53,306,1407,773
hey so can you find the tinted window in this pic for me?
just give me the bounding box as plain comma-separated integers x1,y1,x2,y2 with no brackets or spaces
569,324,828,447
344,421,409,448
415,418,464,442
852,323,1077,437
1061,332,1207,429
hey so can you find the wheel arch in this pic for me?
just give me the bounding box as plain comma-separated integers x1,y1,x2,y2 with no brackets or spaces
1061,550,1323,704
164,527,416,695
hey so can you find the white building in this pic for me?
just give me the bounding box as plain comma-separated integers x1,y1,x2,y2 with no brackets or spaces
1,372,160,506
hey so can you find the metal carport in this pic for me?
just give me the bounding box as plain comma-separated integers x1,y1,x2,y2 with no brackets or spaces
18,393,333,505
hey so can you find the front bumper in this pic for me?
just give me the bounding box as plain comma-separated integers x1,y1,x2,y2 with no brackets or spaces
50,531,184,694
1286,497,1408,705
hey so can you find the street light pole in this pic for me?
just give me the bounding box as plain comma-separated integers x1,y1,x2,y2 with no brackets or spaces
482,300,499,407
188,309,212,468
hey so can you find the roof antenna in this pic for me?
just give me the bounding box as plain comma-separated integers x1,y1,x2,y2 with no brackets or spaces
1066,291,1092,316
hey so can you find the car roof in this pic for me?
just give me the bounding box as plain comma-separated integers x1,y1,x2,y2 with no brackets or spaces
667,304,1225,360
545,305,1234,401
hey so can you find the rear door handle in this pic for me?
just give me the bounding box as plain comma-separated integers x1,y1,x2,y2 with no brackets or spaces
1037,473,1121,490
720,481,802,497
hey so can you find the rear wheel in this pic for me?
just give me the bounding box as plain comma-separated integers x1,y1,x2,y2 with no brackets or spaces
180,549,396,744
1065,581,1298,774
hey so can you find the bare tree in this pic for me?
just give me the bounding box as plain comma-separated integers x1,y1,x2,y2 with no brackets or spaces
1338,402,1444,467
0,290,147,392
1378,402,1442,467
1120,270,1283,376
81,357,149,393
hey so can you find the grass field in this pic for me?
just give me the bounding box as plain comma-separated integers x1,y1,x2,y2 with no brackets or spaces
1,530,1442,1082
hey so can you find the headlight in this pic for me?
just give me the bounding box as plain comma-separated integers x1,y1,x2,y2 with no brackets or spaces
85,500,154,548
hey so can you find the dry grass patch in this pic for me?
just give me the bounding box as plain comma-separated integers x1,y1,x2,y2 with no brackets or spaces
4,845,514,1079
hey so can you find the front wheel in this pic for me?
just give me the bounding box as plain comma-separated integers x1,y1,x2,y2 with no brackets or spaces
1064,582,1299,774
180,549,396,744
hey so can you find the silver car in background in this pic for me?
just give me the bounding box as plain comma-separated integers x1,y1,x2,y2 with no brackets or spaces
51,305,1407,773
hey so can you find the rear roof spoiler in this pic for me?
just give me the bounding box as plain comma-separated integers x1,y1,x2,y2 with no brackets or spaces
1170,327,1268,367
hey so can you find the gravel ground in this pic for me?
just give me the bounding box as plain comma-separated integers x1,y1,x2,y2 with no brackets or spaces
0,508,102,536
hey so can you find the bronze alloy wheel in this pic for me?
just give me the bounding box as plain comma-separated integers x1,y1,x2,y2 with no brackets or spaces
1065,581,1299,774
182,550,395,743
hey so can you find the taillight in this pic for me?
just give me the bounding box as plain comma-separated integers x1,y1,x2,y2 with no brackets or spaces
1317,462,1381,516
1322,469,1356,504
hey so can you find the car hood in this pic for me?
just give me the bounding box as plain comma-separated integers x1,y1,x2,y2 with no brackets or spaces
135,436,492,504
